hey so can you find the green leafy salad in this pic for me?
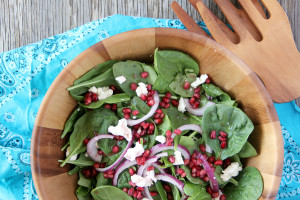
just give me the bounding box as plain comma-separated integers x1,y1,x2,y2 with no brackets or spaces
60,49,263,200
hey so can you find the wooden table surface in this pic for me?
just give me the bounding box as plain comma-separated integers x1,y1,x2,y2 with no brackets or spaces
0,0,299,104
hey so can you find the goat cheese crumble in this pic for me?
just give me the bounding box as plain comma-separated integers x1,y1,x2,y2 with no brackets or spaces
66,146,78,161
131,170,157,187
191,74,208,88
173,150,184,165
178,97,186,113
88,86,113,100
155,135,166,144
220,162,242,182
108,118,132,141
124,142,144,161
136,82,148,97
115,76,126,84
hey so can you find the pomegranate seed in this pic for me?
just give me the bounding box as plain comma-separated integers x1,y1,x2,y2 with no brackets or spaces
163,185,172,193
84,96,92,105
92,93,98,102
220,142,227,149
104,104,111,109
133,190,138,198
129,168,136,175
137,187,144,192
202,175,210,182
147,166,154,171
192,152,197,159
224,158,231,167
93,163,100,169
83,138,90,145
147,129,154,135
149,90,155,95
99,162,106,168
92,168,98,177
141,71,149,78
124,113,130,119
181,172,186,178
165,103,170,108
112,145,119,153
219,131,228,137
168,155,175,163
218,136,227,142
191,166,197,174
111,104,117,111
153,113,160,119
199,169,207,177
143,149,151,158
137,191,143,199
199,144,206,152
140,94,147,101
129,180,136,187
162,97,170,103
171,99,179,107
193,101,200,108
147,84,152,91
98,150,104,155
177,168,185,175
205,77,211,84
220,194,227,200
195,87,201,93
103,172,109,179
150,191,158,196
122,188,128,193
191,173,197,177
132,110,139,115
85,92,93,98
134,133,141,139
184,159,190,165
214,160,223,166
208,156,215,163
189,97,196,104
211,192,220,198
154,118,163,124
165,92,172,98
114,136,124,141
193,93,201,99
142,122,150,129
130,83,138,90
167,193,173,200
206,186,213,194
174,129,182,135
183,81,190,89
202,153,208,160
147,95,154,101
108,169,114,175
210,130,217,139
122,108,132,114
147,99,155,106
166,130,172,137
159,101,166,108
156,109,163,114
149,123,155,131
109,85,116,91
128,188,135,196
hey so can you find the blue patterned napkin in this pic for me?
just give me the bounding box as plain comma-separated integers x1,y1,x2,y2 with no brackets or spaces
0,14,298,200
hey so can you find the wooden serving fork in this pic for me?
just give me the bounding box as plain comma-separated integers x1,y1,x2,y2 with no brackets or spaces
172,0,300,103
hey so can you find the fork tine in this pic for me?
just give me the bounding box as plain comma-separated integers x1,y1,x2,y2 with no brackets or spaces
192,0,237,45
251,0,268,19
260,0,284,16
214,0,253,40
237,0,266,27
171,1,210,37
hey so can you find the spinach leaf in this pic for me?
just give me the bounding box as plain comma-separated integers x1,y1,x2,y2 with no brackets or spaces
99,139,128,163
224,167,263,200
61,106,85,138
238,141,257,158
113,61,147,97
170,184,181,200
61,108,118,167
68,68,117,99
184,181,210,200
231,154,242,166
79,93,130,109
214,166,238,188
142,63,157,85
78,171,92,188
164,107,199,130
91,186,133,200
181,165,205,185
96,173,111,187
68,165,80,175
169,72,197,97
153,74,172,93
157,114,172,136
179,136,198,153
154,49,199,84
155,181,168,200
202,84,236,106
130,96,150,115
76,186,92,199
202,104,254,160
59,153,94,167
117,170,132,189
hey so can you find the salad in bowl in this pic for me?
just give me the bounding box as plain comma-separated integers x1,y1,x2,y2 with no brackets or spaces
60,49,263,200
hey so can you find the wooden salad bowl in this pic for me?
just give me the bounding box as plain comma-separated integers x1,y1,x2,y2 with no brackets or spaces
31,28,283,200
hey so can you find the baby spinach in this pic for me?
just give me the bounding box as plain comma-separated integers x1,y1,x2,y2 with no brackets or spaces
169,72,197,97
76,186,92,200
170,184,181,200
96,173,111,187
184,181,211,200
153,74,172,93
157,114,171,136
99,139,128,164
155,181,168,200
224,167,263,200
179,136,198,153
61,106,85,138
181,165,205,185
68,166,81,175
142,63,157,85
130,96,150,115
164,107,199,130
59,153,94,167
202,83,236,106
117,170,132,189
91,186,132,200
238,141,258,158
202,104,254,160
79,93,130,109
214,166,238,188
61,108,118,167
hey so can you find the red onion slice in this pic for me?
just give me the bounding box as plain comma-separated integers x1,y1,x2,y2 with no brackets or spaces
87,134,114,162
171,124,202,138
184,99,215,116
95,138,134,172
112,160,137,186
127,91,160,126
151,163,167,174
137,152,168,176
149,144,190,160
155,173,184,193
195,150,219,193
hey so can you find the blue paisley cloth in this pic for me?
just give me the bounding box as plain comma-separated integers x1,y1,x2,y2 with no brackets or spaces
0,14,299,200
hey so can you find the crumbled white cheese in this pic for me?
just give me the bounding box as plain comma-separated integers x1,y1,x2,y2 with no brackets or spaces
131,174,153,187
116,76,126,84
146,170,157,182
155,135,166,144
97,86,113,100
220,162,242,182
124,142,144,161
173,150,184,165
108,118,132,141
142,198,150,200
178,97,186,113
66,147,78,161
88,86,98,94
191,74,208,88
136,82,148,97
